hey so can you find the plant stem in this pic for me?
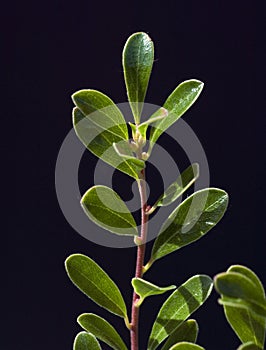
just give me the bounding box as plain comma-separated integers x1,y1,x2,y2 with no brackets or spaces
130,168,149,350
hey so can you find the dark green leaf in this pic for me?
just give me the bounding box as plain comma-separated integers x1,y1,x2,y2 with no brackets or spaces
65,254,127,318
227,265,265,299
78,313,127,350
81,185,138,236
148,275,213,350
132,278,176,306
237,342,261,350
149,80,204,151
73,332,101,350
123,32,154,123
73,106,144,180
147,188,228,269
169,343,204,350
148,164,199,213
161,320,199,350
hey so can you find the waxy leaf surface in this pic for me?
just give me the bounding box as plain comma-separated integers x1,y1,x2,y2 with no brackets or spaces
169,343,204,350
151,163,199,210
123,32,154,123
149,80,204,150
65,254,127,318
81,185,138,236
132,278,175,305
74,332,101,350
161,320,199,350
149,188,228,266
78,313,127,350
73,93,144,179
148,275,213,350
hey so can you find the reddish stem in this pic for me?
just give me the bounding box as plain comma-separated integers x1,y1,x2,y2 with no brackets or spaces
130,168,149,350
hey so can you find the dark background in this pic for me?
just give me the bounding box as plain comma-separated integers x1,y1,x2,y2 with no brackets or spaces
5,1,265,350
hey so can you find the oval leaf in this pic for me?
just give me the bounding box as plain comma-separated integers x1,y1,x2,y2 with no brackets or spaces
147,188,228,268
73,332,101,350
65,254,127,318
149,80,204,151
132,278,176,306
123,32,154,123
148,163,199,213
81,185,138,236
161,320,199,350
237,342,261,350
78,313,127,350
169,343,205,350
148,275,213,350
73,106,144,179
227,265,265,299
214,272,266,305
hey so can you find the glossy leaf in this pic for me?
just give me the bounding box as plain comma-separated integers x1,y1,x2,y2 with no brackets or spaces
73,106,144,180
149,80,204,151
147,188,228,269
65,254,127,318
73,332,101,350
169,342,204,350
237,342,261,350
148,163,199,213
123,32,154,123
161,320,199,350
219,297,266,319
81,185,138,236
78,313,127,350
148,275,213,350
132,278,176,306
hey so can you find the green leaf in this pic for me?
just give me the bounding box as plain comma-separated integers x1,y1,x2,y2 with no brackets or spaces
161,320,199,350
214,272,266,306
147,188,228,269
214,269,266,348
123,32,154,123
81,185,138,236
237,342,261,350
169,343,205,350
148,163,199,214
148,80,204,151
132,278,176,306
73,332,101,350
227,265,265,299
73,104,144,179
65,254,127,318
148,275,213,350
78,313,127,350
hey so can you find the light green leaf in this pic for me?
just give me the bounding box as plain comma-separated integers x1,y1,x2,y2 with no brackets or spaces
73,106,144,180
148,80,204,151
169,342,205,350
161,320,199,350
227,265,265,299
78,313,127,350
65,254,127,318
237,342,261,350
148,275,213,350
147,188,228,269
132,278,176,306
218,297,266,318
81,185,138,236
112,140,144,168
73,332,101,350
123,32,154,123
148,163,199,214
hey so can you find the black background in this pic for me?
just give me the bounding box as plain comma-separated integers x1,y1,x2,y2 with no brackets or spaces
5,1,266,350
